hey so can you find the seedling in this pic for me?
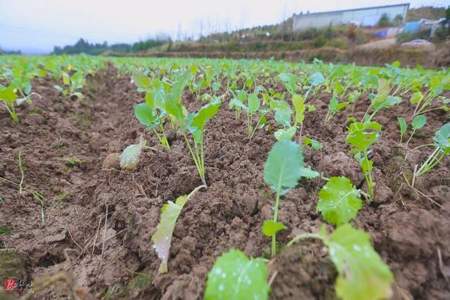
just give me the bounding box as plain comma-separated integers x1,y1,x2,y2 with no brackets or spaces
404,114,427,147
229,90,267,138
263,140,318,257
0,85,19,123
346,121,382,200
413,123,449,182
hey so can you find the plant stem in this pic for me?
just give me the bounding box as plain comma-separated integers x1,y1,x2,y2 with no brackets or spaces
17,151,25,194
287,233,323,247
271,192,281,258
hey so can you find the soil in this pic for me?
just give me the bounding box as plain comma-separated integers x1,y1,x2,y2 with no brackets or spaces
1,65,449,299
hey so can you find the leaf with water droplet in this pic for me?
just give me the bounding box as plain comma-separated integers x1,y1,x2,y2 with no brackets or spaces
151,195,189,273
205,249,269,300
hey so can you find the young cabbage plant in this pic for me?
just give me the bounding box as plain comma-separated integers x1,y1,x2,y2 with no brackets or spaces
404,114,427,147
263,140,318,257
288,224,394,300
229,90,267,139
346,121,382,200
0,86,19,123
204,249,269,300
363,79,401,122
134,102,171,151
413,123,449,181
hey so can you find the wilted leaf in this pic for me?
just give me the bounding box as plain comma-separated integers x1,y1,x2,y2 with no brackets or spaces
151,195,188,273
322,224,394,300
120,138,145,171
205,249,269,300
317,177,362,226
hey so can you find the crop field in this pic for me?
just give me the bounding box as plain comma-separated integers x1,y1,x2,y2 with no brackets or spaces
0,55,449,299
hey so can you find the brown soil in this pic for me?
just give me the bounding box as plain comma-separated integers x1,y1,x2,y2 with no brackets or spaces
1,66,449,299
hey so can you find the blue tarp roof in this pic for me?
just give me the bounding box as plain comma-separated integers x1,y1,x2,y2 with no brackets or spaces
403,21,421,33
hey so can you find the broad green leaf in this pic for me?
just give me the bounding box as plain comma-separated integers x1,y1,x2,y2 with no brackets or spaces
248,93,260,114
303,137,322,150
151,195,188,273
134,103,159,128
411,114,427,130
292,94,305,126
279,72,297,95
274,127,296,141
434,123,450,154
229,98,246,110
120,138,145,171
264,141,303,195
397,117,407,139
410,91,423,105
192,99,221,131
323,225,394,300
164,96,185,123
0,86,17,105
317,177,362,226
309,72,325,86
346,121,382,154
205,249,269,300
262,220,286,237
272,100,292,128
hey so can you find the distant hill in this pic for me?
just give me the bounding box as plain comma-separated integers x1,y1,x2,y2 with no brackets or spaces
406,6,447,21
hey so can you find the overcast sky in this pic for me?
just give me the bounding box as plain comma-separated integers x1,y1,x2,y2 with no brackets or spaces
0,0,448,53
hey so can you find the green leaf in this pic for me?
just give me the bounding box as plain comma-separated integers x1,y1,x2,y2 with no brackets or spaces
299,166,320,179
192,99,221,131
303,137,322,150
411,114,427,130
410,91,423,105
434,123,450,154
309,72,325,86
248,93,260,114
229,98,246,111
120,138,145,171
360,157,373,174
262,220,286,237
317,177,362,226
323,224,394,300
346,121,382,154
205,249,269,300
278,72,297,95
134,103,159,128
274,127,296,141
397,117,407,139
151,195,189,273
264,141,303,195
272,100,292,128
0,86,17,105
292,94,305,126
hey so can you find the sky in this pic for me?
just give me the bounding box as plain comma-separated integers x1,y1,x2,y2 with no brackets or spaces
0,0,448,54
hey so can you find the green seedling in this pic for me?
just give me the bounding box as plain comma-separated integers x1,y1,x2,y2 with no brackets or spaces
0,85,19,122
346,121,382,200
363,79,401,122
413,123,449,182
404,114,427,146
229,90,267,138
263,140,318,257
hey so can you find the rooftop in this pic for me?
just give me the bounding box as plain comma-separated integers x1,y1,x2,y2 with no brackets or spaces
293,3,410,17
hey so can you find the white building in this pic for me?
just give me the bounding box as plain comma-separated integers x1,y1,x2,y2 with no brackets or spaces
292,3,410,31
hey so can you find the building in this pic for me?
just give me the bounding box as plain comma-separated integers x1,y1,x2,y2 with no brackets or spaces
292,3,410,31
